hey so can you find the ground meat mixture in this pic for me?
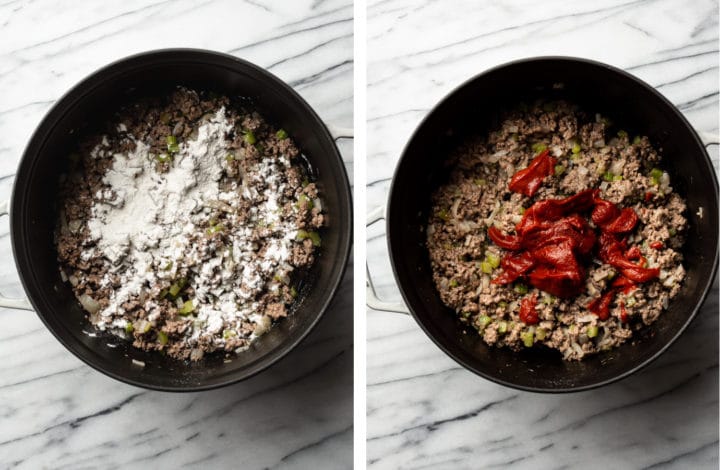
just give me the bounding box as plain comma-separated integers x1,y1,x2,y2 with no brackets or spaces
56,87,323,361
426,101,687,360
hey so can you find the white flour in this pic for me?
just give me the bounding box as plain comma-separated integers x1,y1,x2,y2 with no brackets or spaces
85,108,298,348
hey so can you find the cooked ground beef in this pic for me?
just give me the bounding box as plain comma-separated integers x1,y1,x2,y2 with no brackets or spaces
56,88,322,361
426,101,687,360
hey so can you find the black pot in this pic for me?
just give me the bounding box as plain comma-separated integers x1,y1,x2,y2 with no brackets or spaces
2,49,353,391
369,57,718,392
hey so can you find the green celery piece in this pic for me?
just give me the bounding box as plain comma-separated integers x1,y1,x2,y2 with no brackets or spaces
276,129,288,140
477,315,492,329
521,330,534,347
587,325,599,338
486,252,501,269
299,194,314,209
307,231,321,247
531,142,547,154
157,330,168,345
178,299,194,316
514,283,528,294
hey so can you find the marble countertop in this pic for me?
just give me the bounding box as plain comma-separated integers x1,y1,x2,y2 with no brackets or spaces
0,1,353,468
366,0,718,469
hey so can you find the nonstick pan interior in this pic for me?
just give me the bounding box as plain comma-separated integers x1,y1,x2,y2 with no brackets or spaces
387,57,718,392
11,50,352,391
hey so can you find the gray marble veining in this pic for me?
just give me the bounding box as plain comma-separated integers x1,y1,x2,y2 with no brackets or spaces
0,1,353,468
366,0,718,468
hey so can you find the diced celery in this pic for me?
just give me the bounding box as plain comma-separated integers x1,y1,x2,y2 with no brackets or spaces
514,283,528,294
475,178,487,186
243,130,256,145
531,142,547,154
542,294,555,305
477,315,492,329
226,153,235,161
480,261,493,274
650,168,663,180
223,329,237,339
206,223,224,235
521,329,534,347
157,330,168,345
535,328,547,341
449,279,458,288
613,174,623,181
298,194,314,209
276,129,288,140
572,143,581,154
178,299,194,316
669,228,677,236
519,207,526,215
617,130,628,139
125,323,134,334
554,164,565,176
498,321,508,334
587,325,599,338
307,231,321,247
290,286,298,298
626,296,637,307
168,278,187,298
603,172,614,182
498,301,508,310
438,209,449,221
156,153,172,163
632,135,642,145
486,252,501,269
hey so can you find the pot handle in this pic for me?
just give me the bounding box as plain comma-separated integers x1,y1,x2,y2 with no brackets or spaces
0,200,33,311
326,124,354,140
699,131,719,147
366,205,409,314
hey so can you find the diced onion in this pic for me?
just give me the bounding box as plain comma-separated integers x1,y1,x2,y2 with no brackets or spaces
450,198,461,219
190,349,204,361
79,294,101,314
609,159,625,175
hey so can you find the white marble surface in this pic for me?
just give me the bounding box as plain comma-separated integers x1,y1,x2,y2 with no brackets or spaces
0,1,352,469
367,0,719,468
